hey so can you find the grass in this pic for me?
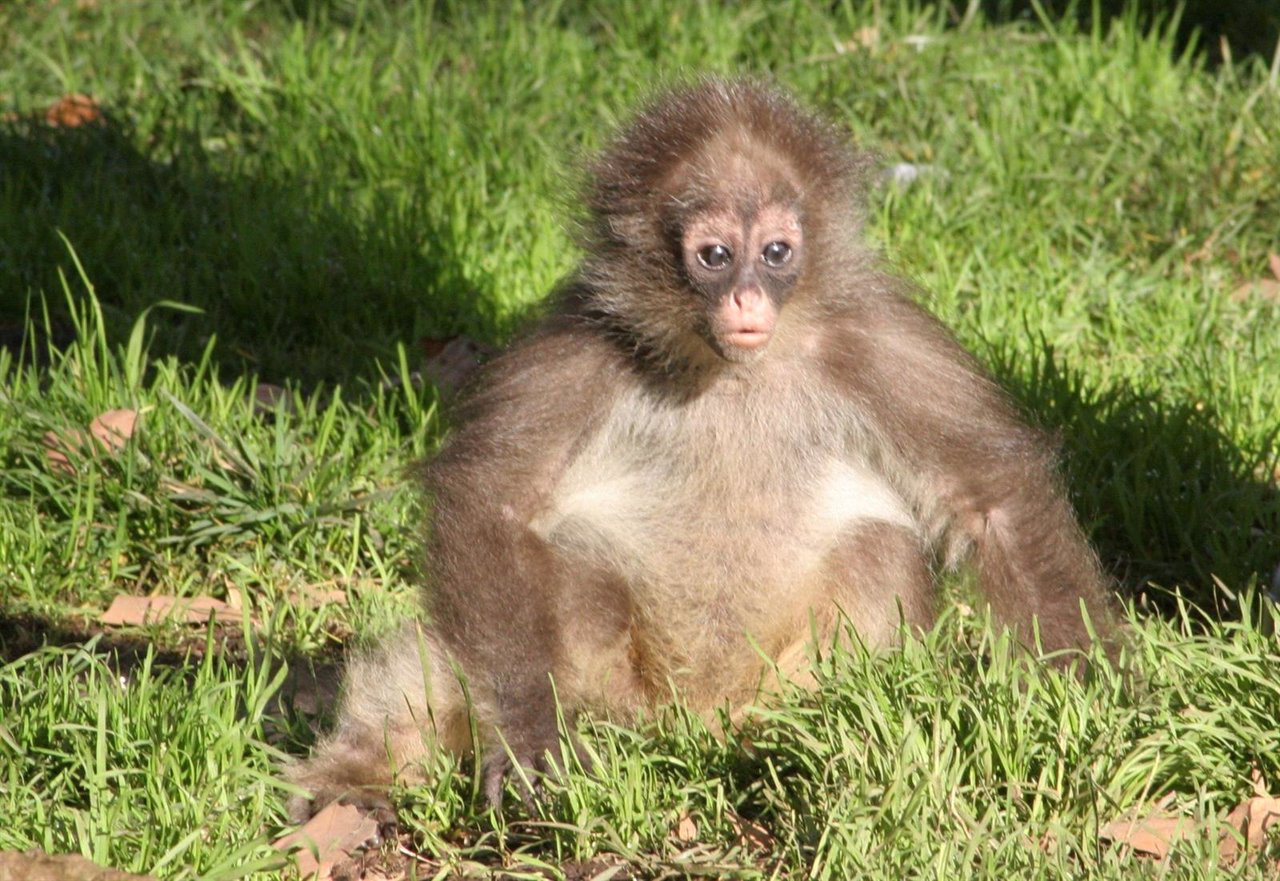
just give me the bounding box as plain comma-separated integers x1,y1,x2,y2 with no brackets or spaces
0,0,1278,878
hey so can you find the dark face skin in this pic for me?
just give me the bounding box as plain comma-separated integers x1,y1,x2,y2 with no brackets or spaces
680,200,804,363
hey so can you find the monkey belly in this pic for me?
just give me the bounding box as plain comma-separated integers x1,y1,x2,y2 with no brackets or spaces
531,453,921,710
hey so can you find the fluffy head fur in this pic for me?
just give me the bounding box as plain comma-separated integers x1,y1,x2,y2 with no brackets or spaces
576,79,873,368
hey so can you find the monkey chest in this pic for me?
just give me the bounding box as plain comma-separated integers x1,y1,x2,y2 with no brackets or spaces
529,389,915,598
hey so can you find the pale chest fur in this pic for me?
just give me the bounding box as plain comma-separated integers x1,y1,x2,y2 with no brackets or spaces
529,363,920,659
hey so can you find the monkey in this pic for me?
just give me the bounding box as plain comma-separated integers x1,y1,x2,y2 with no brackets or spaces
286,79,1116,821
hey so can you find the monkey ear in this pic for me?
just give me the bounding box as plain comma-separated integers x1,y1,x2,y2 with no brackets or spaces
606,214,655,248
599,213,670,258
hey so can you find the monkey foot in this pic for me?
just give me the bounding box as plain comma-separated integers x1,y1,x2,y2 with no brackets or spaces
286,785,398,841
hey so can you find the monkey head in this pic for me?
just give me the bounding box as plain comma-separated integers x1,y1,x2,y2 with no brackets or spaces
580,80,869,370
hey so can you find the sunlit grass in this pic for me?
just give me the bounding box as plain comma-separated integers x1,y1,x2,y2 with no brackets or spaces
0,0,1277,878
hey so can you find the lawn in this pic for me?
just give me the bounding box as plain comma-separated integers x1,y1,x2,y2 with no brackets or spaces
1,1,1278,878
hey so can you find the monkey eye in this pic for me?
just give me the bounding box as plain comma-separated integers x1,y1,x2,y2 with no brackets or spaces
696,244,733,271
761,241,793,268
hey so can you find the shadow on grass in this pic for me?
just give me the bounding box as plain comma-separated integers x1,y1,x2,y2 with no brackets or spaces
997,348,1280,612
970,0,1280,62
1,105,1274,620
0,111,481,386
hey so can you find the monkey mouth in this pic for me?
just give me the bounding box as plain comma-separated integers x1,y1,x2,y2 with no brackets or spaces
723,331,772,351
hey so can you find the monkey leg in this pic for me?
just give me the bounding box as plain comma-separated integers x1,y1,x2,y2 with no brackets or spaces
285,623,472,823
769,520,934,690
969,503,1116,660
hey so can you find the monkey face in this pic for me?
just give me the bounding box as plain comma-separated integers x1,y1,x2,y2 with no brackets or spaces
679,202,804,362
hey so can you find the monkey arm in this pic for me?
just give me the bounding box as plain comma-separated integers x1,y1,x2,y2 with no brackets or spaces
828,286,1115,655
417,323,622,799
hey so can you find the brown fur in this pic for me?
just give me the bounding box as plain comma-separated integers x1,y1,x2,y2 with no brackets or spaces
286,79,1115,819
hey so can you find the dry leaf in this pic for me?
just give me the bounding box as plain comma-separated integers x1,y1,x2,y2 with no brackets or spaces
252,383,292,416
846,25,879,50
43,409,137,474
273,802,381,880
1099,814,1197,858
1102,782,1280,865
44,94,103,128
42,429,90,474
558,859,627,881
1231,278,1280,302
1269,253,1280,282
159,476,215,502
298,587,348,608
725,809,775,852
0,849,154,881
674,813,698,842
1218,795,1280,860
347,862,408,881
90,408,137,452
100,595,236,626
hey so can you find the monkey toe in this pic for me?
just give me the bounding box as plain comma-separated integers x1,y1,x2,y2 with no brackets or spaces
286,784,399,835
286,792,316,826
482,753,530,809
483,750,561,811
343,795,399,845
482,754,510,809
568,734,595,775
